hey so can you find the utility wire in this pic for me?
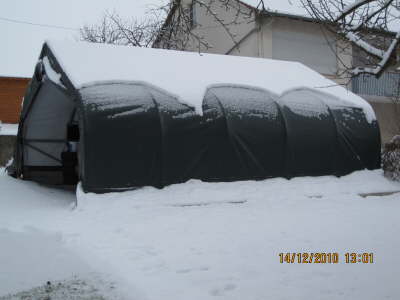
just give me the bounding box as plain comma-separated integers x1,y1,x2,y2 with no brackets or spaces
0,16,79,31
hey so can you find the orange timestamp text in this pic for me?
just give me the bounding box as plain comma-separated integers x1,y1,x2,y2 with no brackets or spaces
279,252,374,264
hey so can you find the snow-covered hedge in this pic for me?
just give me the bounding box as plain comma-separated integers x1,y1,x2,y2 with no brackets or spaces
382,135,400,181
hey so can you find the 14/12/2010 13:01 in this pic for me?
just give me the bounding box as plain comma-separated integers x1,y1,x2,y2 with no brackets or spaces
279,253,374,264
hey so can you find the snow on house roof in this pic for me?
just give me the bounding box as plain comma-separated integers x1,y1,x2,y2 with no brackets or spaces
45,39,375,121
241,1,400,31
0,45,39,79
240,0,309,17
0,71,32,79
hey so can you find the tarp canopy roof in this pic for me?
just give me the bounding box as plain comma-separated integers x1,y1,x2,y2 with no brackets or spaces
45,40,376,122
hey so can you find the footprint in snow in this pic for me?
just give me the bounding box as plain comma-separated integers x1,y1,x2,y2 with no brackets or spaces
210,283,236,296
176,266,209,274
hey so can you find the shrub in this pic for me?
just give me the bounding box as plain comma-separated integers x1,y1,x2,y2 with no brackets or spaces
382,135,400,181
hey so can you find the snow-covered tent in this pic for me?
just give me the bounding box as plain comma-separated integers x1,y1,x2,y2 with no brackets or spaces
9,40,381,193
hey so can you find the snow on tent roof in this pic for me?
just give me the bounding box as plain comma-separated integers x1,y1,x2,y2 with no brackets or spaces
46,39,375,122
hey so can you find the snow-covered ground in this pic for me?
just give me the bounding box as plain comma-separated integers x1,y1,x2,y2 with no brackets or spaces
0,123,18,136
1,168,400,299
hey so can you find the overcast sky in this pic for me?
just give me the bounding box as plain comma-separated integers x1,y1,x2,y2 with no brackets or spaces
0,0,164,77
0,0,309,77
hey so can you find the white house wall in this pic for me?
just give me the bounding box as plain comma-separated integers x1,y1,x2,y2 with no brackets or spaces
229,28,259,57
187,0,256,54
270,17,338,76
186,4,341,77
167,1,356,84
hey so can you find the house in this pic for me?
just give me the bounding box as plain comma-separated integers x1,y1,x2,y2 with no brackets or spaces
9,40,380,192
154,0,400,142
0,76,30,124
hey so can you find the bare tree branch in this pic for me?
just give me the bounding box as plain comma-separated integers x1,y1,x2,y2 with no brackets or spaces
301,0,400,77
81,0,255,54
80,11,163,47
154,0,254,51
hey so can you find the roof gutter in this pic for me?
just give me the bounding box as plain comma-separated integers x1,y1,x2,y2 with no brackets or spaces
258,9,397,36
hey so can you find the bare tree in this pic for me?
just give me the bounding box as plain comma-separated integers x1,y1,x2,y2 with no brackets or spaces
82,1,399,72
154,0,254,51
300,0,400,139
80,0,264,51
300,0,400,77
80,13,122,44
81,1,254,51
80,11,163,47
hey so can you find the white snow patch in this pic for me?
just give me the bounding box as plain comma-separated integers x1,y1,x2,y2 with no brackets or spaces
0,228,94,296
42,56,66,89
1,169,400,299
0,123,18,136
45,40,376,122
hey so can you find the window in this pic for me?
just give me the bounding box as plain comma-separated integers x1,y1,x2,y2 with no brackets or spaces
190,2,197,28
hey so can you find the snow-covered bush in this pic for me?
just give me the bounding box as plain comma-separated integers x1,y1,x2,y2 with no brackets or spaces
382,135,400,181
